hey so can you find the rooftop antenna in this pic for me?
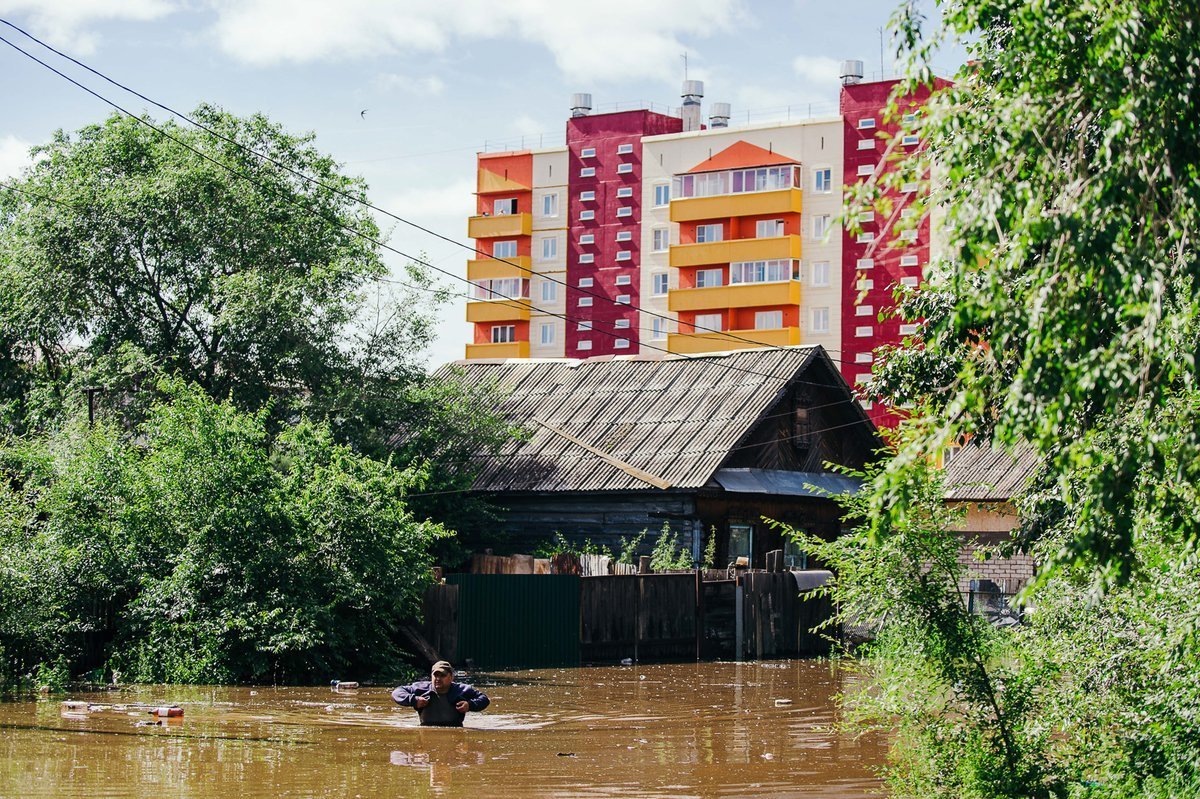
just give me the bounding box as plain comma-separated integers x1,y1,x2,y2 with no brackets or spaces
682,51,689,81
878,27,885,79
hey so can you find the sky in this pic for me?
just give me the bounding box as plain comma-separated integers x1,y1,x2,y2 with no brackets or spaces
0,0,963,368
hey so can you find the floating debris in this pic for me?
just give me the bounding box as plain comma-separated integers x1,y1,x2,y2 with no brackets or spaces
774,699,793,707
556,752,576,757
330,680,360,690
148,706,183,718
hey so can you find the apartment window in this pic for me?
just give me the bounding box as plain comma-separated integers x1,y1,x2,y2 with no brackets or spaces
756,219,784,238
695,268,723,288
615,318,631,328
810,261,831,287
855,325,873,337
578,340,593,351
652,272,669,295
652,317,670,339
541,281,557,302
857,164,875,177
616,294,631,304
617,186,634,198
616,207,633,217
902,134,920,147
902,112,918,124
899,322,920,335
614,338,630,349
900,229,918,241
540,237,558,260
858,211,875,223
857,257,875,269
541,193,558,217
856,373,872,385
580,233,595,245
811,307,830,333
493,198,517,215
755,310,783,330
581,147,596,158
579,277,594,287
813,168,832,193
491,324,515,343
900,276,919,287
695,223,723,243
577,321,593,331
472,277,528,300
900,254,919,267
652,228,670,252
730,259,792,284
615,274,632,286
617,163,634,174
695,313,723,332
857,278,874,290
579,296,593,307
901,207,916,219
856,305,875,316
858,118,876,129
811,215,831,240
493,240,517,259
616,250,632,261
579,209,595,221
616,230,632,242
539,323,555,345
902,181,918,193
857,232,875,243
580,190,595,202
580,167,596,178
857,139,875,151
579,253,595,264
617,143,634,155
654,183,670,206
855,352,873,363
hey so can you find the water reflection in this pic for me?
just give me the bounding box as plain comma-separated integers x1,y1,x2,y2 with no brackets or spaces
0,661,885,798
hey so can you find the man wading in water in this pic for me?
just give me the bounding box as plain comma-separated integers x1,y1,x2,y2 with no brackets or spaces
392,661,490,727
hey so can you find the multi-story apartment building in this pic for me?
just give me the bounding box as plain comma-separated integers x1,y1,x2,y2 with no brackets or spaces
464,64,938,426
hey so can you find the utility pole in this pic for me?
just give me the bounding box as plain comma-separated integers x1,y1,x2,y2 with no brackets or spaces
83,386,104,425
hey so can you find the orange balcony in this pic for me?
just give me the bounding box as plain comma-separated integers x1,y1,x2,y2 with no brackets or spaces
670,188,802,223
668,280,801,313
465,340,531,359
669,235,802,269
468,213,532,239
466,299,532,323
669,326,802,354
467,256,532,281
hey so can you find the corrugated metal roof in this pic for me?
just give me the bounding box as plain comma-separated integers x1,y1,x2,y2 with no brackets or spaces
942,443,1040,501
434,348,868,493
713,468,863,498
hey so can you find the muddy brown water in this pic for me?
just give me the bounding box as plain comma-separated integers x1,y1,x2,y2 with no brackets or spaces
0,661,886,798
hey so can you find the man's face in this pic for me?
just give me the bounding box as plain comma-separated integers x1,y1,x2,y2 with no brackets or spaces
431,669,453,693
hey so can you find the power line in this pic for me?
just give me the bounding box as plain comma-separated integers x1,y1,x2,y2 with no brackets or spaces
0,17,876,372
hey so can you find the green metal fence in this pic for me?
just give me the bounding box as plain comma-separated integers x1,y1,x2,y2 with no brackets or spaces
446,574,581,670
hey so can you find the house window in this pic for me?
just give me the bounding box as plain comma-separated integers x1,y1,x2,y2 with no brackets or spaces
578,340,593,351
855,325,873,337
858,118,876,129
541,281,557,302
695,268,723,288
615,318,631,328
902,112,918,124
539,323,555,345
857,278,874,290
813,168,832,193
756,219,784,238
652,317,670,339
617,163,634,174
540,237,557,260
580,190,595,202
493,240,517,259
754,310,783,329
493,198,517,215
730,259,792,284
811,215,831,240
900,276,919,288
491,324,515,343
728,523,753,564
902,134,920,146
695,313,723,332
901,207,916,219
856,352,873,363
580,234,595,245
858,211,875,223
654,184,670,206
857,164,875,177
695,223,723,243
617,143,634,155
616,251,632,261
810,307,830,333
899,322,920,335
581,147,596,158
856,305,874,316
617,186,634,198
616,294,631,304
615,274,632,285
857,257,875,269
902,181,919,193
857,232,875,243
580,210,595,221
900,254,919,267
579,277,594,287
810,261,830,287
652,272,669,295
541,193,558,217
614,338,630,348
652,228,670,251
616,230,632,242
900,229,918,241
857,139,875,151
580,167,596,178
616,207,633,217
579,297,593,307
577,321,593,331
579,253,595,264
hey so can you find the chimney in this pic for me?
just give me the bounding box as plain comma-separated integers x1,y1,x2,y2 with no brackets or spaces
839,60,864,86
709,102,731,128
681,80,704,132
570,93,593,118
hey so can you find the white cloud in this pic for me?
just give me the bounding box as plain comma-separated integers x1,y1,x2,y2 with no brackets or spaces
205,0,747,83
0,135,33,180
0,0,175,54
792,54,842,86
376,73,446,96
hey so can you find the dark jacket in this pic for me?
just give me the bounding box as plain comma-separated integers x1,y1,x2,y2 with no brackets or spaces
391,680,490,727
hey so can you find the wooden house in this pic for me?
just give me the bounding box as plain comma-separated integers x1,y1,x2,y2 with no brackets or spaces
434,347,880,568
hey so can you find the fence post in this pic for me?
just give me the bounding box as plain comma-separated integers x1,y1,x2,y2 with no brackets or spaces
734,580,744,662
694,569,703,661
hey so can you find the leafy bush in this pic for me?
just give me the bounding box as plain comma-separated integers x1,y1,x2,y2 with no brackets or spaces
650,523,693,572
616,529,648,565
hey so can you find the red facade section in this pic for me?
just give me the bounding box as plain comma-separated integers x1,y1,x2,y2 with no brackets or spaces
565,111,682,358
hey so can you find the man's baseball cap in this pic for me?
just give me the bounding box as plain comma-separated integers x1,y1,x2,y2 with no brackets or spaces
431,660,454,675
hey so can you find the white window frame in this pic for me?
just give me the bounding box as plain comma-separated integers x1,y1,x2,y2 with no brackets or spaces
811,215,831,240
900,254,919,267
857,232,876,243
810,307,830,333
578,277,594,287
580,147,596,158
615,274,632,286
493,198,518,216
580,190,595,202
651,317,669,339
695,313,723,333
902,134,920,147
617,186,634,198
810,261,831,287
579,253,595,264
580,167,596,178
857,139,875,151
614,318,631,328
695,223,723,243
616,250,632,261
541,193,558,217
900,229,918,241
899,322,920,335
616,294,631,304
652,228,670,252
577,321,593,331
616,207,633,218
857,257,875,269
579,296,593,307
653,183,670,206
855,352,873,363
617,143,634,155
579,209,595,221
615,230,633,242
754,310,783,330
577,340,593,351
614,338,630,349
490,324,515,344
695,268,724,288
858,118,876,129
580,234,595,245
756,219,785,238
493,240,517,259
857,278,874,290
855,325,873,337
540,281,557,302
652,272,669,295
617,163,634,174
857,164,875,177
856,305,874,316
540,237,557,261
813,168,832,193
539,323,555,345
900,276,920,288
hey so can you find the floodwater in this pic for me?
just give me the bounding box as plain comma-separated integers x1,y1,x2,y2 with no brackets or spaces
0,661,886,798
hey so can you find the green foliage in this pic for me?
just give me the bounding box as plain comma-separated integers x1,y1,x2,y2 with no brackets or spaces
616,529,648,565
531,533,611,560
650,523,694,572
0,378,445,685
700,526,718,570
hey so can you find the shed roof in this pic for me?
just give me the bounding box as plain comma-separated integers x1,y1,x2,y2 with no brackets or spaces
713,468,862,498
434,347,874,494
942,443,1040,501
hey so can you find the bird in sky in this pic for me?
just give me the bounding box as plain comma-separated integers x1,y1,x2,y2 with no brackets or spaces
360,109,368,119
